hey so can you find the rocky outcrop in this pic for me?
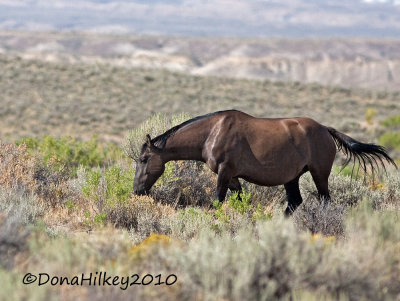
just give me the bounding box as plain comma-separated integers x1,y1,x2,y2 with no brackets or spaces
1,31,400,90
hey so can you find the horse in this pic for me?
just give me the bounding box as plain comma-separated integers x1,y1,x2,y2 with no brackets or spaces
133,110,396,215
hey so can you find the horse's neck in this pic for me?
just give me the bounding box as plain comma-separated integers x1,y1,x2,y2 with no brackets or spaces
162,121,210,162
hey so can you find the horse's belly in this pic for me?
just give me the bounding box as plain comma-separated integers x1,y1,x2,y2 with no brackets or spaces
238,151,308,186
240,168,297,186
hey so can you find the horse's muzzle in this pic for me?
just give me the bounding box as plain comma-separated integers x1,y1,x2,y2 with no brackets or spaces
133,185,148,196
134,190,146,196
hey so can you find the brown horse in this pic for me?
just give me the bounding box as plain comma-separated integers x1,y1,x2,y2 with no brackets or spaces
133,110,396,215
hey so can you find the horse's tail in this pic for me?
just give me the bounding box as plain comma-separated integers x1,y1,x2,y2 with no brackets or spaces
327,127,397,175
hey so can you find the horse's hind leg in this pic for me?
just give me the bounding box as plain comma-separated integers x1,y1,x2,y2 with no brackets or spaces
284,175,303,216
309,168,331,201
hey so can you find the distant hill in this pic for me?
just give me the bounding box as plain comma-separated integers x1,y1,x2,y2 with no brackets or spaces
1,31,400,90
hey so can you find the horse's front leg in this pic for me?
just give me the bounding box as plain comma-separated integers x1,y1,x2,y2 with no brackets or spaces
216,163,232,202
228,177,242,200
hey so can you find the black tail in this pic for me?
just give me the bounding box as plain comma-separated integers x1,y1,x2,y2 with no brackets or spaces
327,127,397,176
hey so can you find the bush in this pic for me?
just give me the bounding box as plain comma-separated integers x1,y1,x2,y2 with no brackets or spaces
81,165,134,207
371,173,400,210
378,132,400,151
17,136,123,176
365,107,376,125
381,114,400,128
242,182,286,211
213,190,272,225
0,187,43,225
300,173,371,207
108,195,174,243
0,208,31,269
169,218,326,300
151,161,216,207
293,195,346,236
167,208,214,241
0,142,37,192
0,141,72,207
0,185,42,270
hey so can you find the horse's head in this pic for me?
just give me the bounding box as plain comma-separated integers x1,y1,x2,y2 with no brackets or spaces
133,134,165,195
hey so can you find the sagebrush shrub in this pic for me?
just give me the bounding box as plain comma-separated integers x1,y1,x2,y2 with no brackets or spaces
151,161,216,207
0,142,37,192
167,208,214,241
293,195,346,236
0,141,72,207
0,212,30,269
168,218,326,300
0,187,37,269
0,187,43,225
371,173,400,210
108,195,174,243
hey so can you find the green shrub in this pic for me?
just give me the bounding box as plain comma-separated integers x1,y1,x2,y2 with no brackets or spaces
154,161,180,187
333,164,363,180
228,190,252,214
104,166,133,204
381,114,400,127
378,132,400,151
213,190,271,225
94,212,107,226
377,129,400,165
81,165,134,207
365,107,376,125
17,136,123,176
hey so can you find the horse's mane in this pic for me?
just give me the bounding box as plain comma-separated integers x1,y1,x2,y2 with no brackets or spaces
151,110,235,149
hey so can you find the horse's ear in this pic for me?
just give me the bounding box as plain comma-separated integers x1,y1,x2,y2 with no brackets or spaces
146,134,152,147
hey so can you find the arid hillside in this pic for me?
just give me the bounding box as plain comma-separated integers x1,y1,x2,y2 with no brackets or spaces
1,31,400,89
1,52,400,149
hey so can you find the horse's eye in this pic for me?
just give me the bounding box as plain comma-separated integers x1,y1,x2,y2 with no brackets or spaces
140,157,148,164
